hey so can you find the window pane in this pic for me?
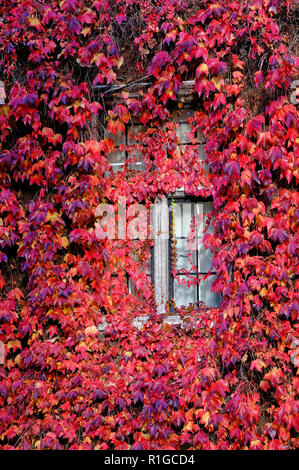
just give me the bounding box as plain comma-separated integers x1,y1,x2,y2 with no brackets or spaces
105,128,126,171
179,144,205,168
173,202,195,238
197,202,215,273
127,124,145,144
127,152,145,171
199,143,209,173
129,274,152,301
105,130,126,147
175,122,192,144
108,149,126,165
203,201,213,225
173,275,197,307
175,238,196,271
198,243,213,273
199,275,220,307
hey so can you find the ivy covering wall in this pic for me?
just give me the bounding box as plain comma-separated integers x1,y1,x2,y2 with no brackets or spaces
0,0,298,450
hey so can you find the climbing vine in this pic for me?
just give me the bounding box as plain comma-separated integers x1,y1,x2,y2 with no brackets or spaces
0,0,298,450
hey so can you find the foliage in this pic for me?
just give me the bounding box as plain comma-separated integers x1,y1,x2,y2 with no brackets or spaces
0,0,298,450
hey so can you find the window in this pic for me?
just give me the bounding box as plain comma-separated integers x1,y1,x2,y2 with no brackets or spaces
105,123,145,172
169,197,220,309
151,194,220,314
100,82,220,327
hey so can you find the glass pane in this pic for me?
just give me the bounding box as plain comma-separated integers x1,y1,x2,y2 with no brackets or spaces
127,124,145,144
105,130,126,147
199,275,220,307
129,274,152,301
127,149,145,171
175,109,204,144
203,202,213,227
175,238,196,271
108,149,126,165
198,243,213,272
175,122,192,143
179,144,208,174
197,202,215,273
177,109,193,122
126,124,145,171
179,143,201,158
173,202,195,238
173,275,197,307
198,144,207,167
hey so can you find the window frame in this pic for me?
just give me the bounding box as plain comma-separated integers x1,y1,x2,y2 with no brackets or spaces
168,194,216,311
